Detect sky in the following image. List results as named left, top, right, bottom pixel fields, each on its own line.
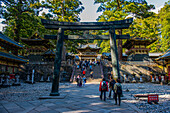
left=0, top=0, right=169, bottom=31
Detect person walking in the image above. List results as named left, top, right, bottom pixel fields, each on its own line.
left=114, top=79, right=122, bottom=106
left=82, top=76, right=87, bottom=87
left=76, top=75, right=80, bottom=86
left=78, top=75, right=82, bottom=87
left=99, top=78, right=109, bottom=101
left=108, top=76, right=116, bottom=99
left=90, top=71, right=94, bottom=79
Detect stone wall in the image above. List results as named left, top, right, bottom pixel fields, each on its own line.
left=19, top=62, right=73, bottom=82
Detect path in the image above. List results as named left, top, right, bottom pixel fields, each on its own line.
left=0, top=81, right=143, bottom=113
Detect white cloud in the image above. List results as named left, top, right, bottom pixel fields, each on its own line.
left=151, top=5, right=164, bottom=14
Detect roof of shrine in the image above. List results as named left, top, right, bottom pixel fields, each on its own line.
left=157, top=49, right=170, bottom=60
left=0, top=51, right=27, bottom=62
left=43, top=50, right=55, bottom=55
left=0, top=32, right=23, bottom=48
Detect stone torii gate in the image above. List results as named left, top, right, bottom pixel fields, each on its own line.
left=41, top=18, right=133, bottom=96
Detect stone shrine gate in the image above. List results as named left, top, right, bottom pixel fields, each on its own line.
left=41, top=18, right=133, bottom=96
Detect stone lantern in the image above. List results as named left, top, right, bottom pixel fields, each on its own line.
left=139, top=72, right=143, bottom=83
left=151, top=72, right=155, bottom=83
left=155, top=73, right=159, bottom=83
left=0, top=72, right=5, bottom=85
left=46, top=73, right=51, bottom=82
left=3, top=72, right=10, bottom=87
left=13, top=73, right=21, bottom=86
left=161, top=73, right=166, bottom=85
left=132, top=73, right=136, bottom=83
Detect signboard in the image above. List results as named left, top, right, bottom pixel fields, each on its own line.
left=148, top=94, right=159, bottom=103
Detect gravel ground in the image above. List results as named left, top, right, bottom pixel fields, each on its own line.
left=0, top=82, right=170, bottom=113
left=0, top=82, right=72, bottom=102
left=122, top=83, right=170, bottom=113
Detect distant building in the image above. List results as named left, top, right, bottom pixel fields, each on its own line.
left=156, top=49, right=170, bottom=79
left=77, top=43, right=101, bottom=61
left=21, top=32, right=54, bottom=64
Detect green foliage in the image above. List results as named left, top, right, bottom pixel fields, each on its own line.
left=0, top=0, right=43, bottom=42
left=43, top=0, right=84, bottom=22
left=128, top=14, right=160, bottom=39
left=158, top=1, right=170, bottom=52
left=94, top=0, right=155, bottom=53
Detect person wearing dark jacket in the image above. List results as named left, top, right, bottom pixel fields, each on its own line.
left=108, top=76, right=116, bottom=99
left=99, top=78, right=109, bottom=101
left=114, top=79, right=122, bottom=106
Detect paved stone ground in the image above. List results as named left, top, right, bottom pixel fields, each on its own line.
left=0, top=81, right=143, bottom=113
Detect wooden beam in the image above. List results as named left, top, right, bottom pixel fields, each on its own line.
left=41, top=18, right=133, bottom=30
left=116, top=35, right=130, bottom=39
left=44, top=35, right=57, bottom=40
left=44, top=34, right=131, bottom=40
left=44, top=24, right=131, bottom=30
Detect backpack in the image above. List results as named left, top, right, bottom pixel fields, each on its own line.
left=101, top=81, right=107, bottom=90
left=83, top=78, right=86, bottom=83
left=110, top=80, right=116, bottom=89
left=116, top=85, right=122, bottom=94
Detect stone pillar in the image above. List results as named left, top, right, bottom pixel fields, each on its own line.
left=109, top=29, right=120, bottom=79
left=151, top=74, right=155, bottom=82
left=40, top=75, right=44, bottom=82
left=47, top=75, right=51, bottom=82
left=31, top=69, right=35, bottom=84
left=50, top=28, right=64, bottom=96
left=123, top=74, right=126, bottom=83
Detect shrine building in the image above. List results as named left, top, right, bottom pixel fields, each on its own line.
left=76, top=44, right=101, bottom=61
left=122, top=38, right=156, bottom=61
left=157, top=49, right=170, bottom=81
left=21, top=32, right=54, bottom=64
left=0, top=32, right=27, bottom=74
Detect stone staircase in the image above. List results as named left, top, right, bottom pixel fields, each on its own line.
left=72, top=63, right=103, bottom=83
left=102, top=60, right=164, bottom=82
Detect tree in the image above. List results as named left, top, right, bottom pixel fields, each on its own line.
left=158, top=0, right=170, bottom=52
left=44, top=0, right=84, bottom=22
left=94, top=0, right=155, bottom=54
left=0, top=0, right=43, bottom=42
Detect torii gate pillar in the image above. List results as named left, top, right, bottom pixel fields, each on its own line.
left=109, top=29, right=120, bottom=79
left=50, top=28, right=64, bottom=96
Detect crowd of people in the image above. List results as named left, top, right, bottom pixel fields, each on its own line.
left=74, top=60, right=100, bottom=87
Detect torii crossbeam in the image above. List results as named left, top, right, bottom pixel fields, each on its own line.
left=41, top=18, right=133, bottom=96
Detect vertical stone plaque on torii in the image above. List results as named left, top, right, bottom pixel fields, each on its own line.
left=41, top=18, right=133, bottom=96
